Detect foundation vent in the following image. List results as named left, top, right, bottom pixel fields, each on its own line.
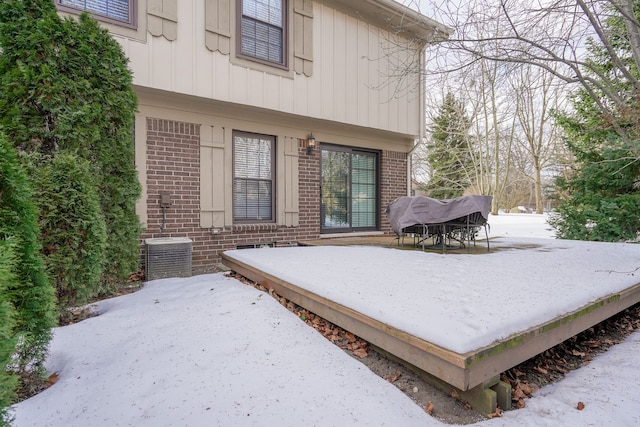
left=145, top=237, right=192, bottom=280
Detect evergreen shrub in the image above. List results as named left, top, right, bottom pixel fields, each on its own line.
left=0, top=135, right=56, bottom=400
left=34, top=153, right=107, bottom=320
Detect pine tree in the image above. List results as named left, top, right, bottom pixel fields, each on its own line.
left=425, top=93, right=475, bottom=199
left=0, top=0, right=142, bottom=289
left=550, top=2, right=640, bottom=241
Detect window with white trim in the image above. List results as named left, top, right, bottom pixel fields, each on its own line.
left=233, top=131, right=275, bottom=223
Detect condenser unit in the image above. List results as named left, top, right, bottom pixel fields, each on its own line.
left=145, top=237, right=192, bottom=280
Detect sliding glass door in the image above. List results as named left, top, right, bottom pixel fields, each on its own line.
left=320, top=145, right=379, bottom=233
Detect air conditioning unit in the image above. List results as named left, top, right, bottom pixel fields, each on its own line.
left=145, top=237, right=192, bottom=280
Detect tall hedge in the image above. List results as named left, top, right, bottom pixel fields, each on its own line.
left=0, top=241, right=18, bottom=426
left=0, top=134, right=56, bottom=402
left=0, top=0, right=141, bottom=289
left=34, top=153, right=107, bottom=321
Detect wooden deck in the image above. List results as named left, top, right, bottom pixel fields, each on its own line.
left=222, top=240, right=640, bottom=414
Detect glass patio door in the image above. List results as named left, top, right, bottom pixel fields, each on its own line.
left=320, top=146, right=378, bottom=233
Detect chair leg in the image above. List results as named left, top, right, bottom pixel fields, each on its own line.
left=484, top=224, right=490, bottom=251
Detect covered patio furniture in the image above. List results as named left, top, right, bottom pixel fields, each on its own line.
left=386, top=195, right=493, bottom=251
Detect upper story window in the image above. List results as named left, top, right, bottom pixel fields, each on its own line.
left=56, top=0, right=137, bottom=28
left=238, top=0, right=287, bottom=68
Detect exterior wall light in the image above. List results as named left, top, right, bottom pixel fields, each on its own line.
left=306, top=133, right=316, bottom=155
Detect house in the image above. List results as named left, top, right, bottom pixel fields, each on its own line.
left=54, top=0, right=450, bottom=273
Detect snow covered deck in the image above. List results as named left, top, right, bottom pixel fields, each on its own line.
left=221, top=238, right=640, bottom=411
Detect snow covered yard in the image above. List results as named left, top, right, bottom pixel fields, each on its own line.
left=9, top=214, right=640, bottom=426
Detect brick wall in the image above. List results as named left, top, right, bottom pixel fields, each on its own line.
left=141, top=120, right=320, bottom=273
left=298, top=139, right=321, bottom=239
left=380, top=150, right=408, bottom=234
left=141, top=118, right=207, bottom=270
left=144, top=118, right=201, bottom=239
left=141, top=118, right=408, bottom=273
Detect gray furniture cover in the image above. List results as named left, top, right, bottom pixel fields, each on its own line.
left=386, top=195, right=493, bottom=236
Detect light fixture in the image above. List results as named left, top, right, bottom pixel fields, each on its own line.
left=306, top=132, right=316, bottom=155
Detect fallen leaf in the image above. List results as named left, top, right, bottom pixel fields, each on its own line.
left=344, top=332, right=357, bottom=343
left=534, top=366, right=548, bottom=375
left=512, top=386, right=526, bottom=400
left=45, top=372, right=59, bottom=388
left=385, top=371, right=401, bottom=383
left=487, top=408, right=503, bottom=418
left=347, top=342, right=360, bottom=351
left=520, top=383, right=533, bottom=395
left=577, top=401, right=585, bottom=410
left=512, top=368, right=524, bottom=377
left=425, top=401, right=434, bottom=415
left=352, top=348, right=368, bottom=358
left=551, top=365, right=568, bottom=374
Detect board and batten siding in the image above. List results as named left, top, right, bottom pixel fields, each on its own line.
left=113, top=0, right=423, bottom=138
left=199, top=127, right=299, bottom=229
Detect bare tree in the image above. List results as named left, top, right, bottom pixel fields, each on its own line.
left=511, top=64, right=565, bottom=213
left=466, top=56, right=519, bottom=214
left=415, top=2, right=522, bottom=212
left=385, top=1, right=616, bottom=210
left=411, top=0, right=640, bottom=159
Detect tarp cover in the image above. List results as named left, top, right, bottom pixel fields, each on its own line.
left=386, top=195, right=493, bottom=235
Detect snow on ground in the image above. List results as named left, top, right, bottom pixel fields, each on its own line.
left=10, top=214, right=640, bottom=426
left=487, top=212, right=556, bottom=239
left=11, top=274, right=433, bottom=426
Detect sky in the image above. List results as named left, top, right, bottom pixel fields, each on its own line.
left=9, top=214, right=640, bottom=426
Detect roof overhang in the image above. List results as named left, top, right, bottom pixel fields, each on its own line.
left=323, top=0, right=453, bottom=45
